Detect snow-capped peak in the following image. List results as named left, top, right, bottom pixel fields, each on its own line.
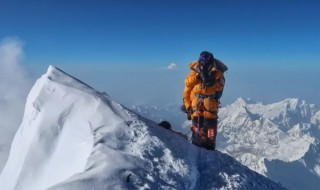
left=0, top=66, right=285, bottom=190
left=312, top=111, right=320, bottom=125
left=218, top=97, right=320, bottom=190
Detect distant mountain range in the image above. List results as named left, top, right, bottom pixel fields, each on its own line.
left=132, top=98, right=320, bottom=190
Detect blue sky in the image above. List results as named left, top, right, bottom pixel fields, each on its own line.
left=1, top=0, right=320, bottom=106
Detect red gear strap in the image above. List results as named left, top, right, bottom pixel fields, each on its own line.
left=207, top=128, right=215, bottom=140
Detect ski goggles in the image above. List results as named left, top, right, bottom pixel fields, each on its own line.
left=198, top=55, right=210, bottom=64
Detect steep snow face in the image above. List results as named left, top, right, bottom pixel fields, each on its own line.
left=0, top=66, right=96, bottom=190
left=0, top=66, right=285, bottom=190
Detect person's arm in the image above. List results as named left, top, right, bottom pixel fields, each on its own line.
left=213, top=72, right=225, bottom=99
left=183, top=71, right=199, bottom=109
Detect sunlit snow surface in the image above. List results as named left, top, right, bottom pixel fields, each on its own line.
left=218, top=98, right=316, bottom=173
left=0, top=66, right=285, bottom=190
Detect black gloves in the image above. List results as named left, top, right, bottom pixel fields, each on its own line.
left=180, top=105, right=192, bottom=120
left=180, top=105, right=189, bottom=113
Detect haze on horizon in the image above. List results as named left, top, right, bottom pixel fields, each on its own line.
left=0, top=1, right=320, bottom=161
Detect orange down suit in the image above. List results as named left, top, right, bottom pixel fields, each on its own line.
left=183, top=61, right=225, bottom=119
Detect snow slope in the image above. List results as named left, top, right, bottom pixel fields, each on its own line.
left=0, top=66, right=285, bottom=190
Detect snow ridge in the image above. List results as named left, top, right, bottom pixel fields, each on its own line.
left=0, top=66, right=285, bottom=190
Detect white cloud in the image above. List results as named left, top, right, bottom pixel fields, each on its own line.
left=167, top=63, right=178, bottom=70
left=0, top=38, right=30, bottom=97
left=0, top=37, right=32, bottom=171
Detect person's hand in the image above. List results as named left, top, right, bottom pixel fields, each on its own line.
left=187, top=112, right=192, bottom=120
left=180, top=105, right=188, bottom=113
left=180, top=105, right=192, bottom=113
left=181, top=105, right=192, bottom=120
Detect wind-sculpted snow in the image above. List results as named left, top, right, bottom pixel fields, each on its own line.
left=0, top=66, right=285, bottom=190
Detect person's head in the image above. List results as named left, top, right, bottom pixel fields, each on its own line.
left=198, top=51, right=214, bottom=72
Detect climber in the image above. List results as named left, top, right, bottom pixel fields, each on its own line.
left=181, top=51, right=228, bottom=150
